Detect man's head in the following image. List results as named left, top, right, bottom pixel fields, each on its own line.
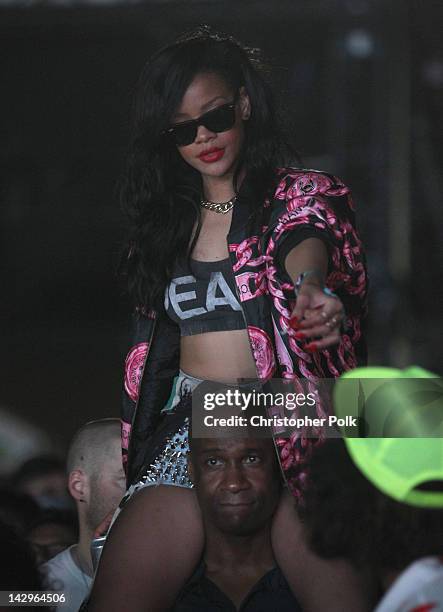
left=67, top=419, right=125, bottom=535
left=26, top=510, right=78, bottom=565
left=188, top=435, right=281, bottom=537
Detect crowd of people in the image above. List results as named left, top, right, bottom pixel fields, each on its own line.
left=0, top=420, right=126, bottom=611
left=1, top=25, right=442, bottom=612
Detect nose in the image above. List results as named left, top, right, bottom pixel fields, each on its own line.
left=194, top=123, right=216, bottom=144
left=221, top=464, right=250, bottom=494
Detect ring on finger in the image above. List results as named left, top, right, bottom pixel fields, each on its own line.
left=325, top=315, right=339, bottom=328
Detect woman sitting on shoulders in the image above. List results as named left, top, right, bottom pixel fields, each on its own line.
left=88, top=26, right=369, bottom=612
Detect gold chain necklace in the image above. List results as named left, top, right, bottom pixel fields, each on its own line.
left=200, top=195, right=237, bottom=214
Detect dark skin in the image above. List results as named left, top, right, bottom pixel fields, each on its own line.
left=188, top=436, right=282, bottom=609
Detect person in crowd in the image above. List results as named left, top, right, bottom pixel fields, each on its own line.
left=89, top=25, right=369, bottom=611
left=26, top=509, right=78, bottom=565
left=0, top=488, right=41, bottom=536
left=41, top=419, right=126, bottom=612
left=13, top=454, right=72, bottom=510
left=172, top=431, right=302, bottom=611
left=299, top=366, right=443, bottom=611
left=0, top=519, right=46, bottom=611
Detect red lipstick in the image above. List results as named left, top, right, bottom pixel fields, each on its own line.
left=198, top=148, right=225, bottom=163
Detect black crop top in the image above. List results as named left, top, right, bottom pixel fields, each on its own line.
left=164, top=258, right=246, bottom=336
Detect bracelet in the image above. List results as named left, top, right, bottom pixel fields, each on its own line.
left=294, top=270, right=324, bottom=297
left=322, top=287, right=338, bottom=299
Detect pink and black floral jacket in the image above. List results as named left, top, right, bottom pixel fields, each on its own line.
left=121, top=168, right=368, bottom=490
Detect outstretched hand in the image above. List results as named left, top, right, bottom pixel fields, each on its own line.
left=289, top=283, right=345, bottom=351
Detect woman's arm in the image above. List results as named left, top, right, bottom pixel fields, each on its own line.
left=284, top=238, right=345, bottom=351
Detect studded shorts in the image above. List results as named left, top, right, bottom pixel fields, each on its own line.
left=91, top=372, right=200, bottom=570
left=110, top=371, right=200, bottom=527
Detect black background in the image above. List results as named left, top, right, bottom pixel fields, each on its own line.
left=1, top=0, right=442, bottom=455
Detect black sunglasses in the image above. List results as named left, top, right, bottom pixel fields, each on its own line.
left=164, top=100, right=237, bottom=147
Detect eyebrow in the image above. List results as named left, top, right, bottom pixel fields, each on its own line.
left=199, top=447, right=225, bottom=455
left=198, top=447, right=264, bottom=456
left=173, top=96, right=229, bottom=120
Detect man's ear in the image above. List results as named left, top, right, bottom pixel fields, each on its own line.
left=68, top=469, right=88, bottom=503
left=238, top=86, right=251, bottom=121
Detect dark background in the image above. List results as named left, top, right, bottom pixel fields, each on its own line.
left=1, top=0, right=442, bottom=460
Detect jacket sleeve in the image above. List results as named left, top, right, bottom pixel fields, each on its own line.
left=262, top=170, right=369, bottom=497
left=121, top=311, right=155, bottom=476
left=121, top=309, right=180, bottom=485
left=264, top=169, right=368, bottom=375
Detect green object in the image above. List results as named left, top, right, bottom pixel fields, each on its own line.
left=333, top=366, right=443, bottom=508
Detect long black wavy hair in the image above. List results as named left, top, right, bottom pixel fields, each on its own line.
left=299, top=440, right=443, bottom=574
left=121, top=26, right=297, bottom=310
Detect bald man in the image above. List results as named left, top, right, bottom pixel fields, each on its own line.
left=42, top=419, right=126, bottom=612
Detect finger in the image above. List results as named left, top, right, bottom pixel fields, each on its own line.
left=299, top=312, right=342, bottom=330
left=93, top=511, right=114, bottom=538
left=324, top=314, right=341, bottom=329
left=319, top=299, right=344, bottom=319
left=290, top=294, right=311, bottom=327
left=303, top=330, right=341, bottom=352
left=298, top=314, right=328, bottom=329
left=302, top=305, right=323, bottom=319
left=299, top=305, right=344, bottom=329
left=295, top=322, right=340, bottom=340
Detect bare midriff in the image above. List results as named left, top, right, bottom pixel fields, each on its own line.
left=181, top=203, right=258, bottom=383
left=180, top=330, right=258, bottom=383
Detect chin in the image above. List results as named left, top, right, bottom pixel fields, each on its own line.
left=214, top=506, right=261, bottom=533
left=219, top=520, right=261, bottom=537
left=199, top=159, right=237, bottom=180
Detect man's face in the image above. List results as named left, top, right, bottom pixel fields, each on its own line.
left=189, top=437, right=281, bottom=536
left=28, top=522, right=77, bottom=565
left=85, top=439, right=126, bottom=532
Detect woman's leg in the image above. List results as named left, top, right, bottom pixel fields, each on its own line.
left=271, top=490, right=374, bottom=612
left=88, top=485, right=204, bottom=612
